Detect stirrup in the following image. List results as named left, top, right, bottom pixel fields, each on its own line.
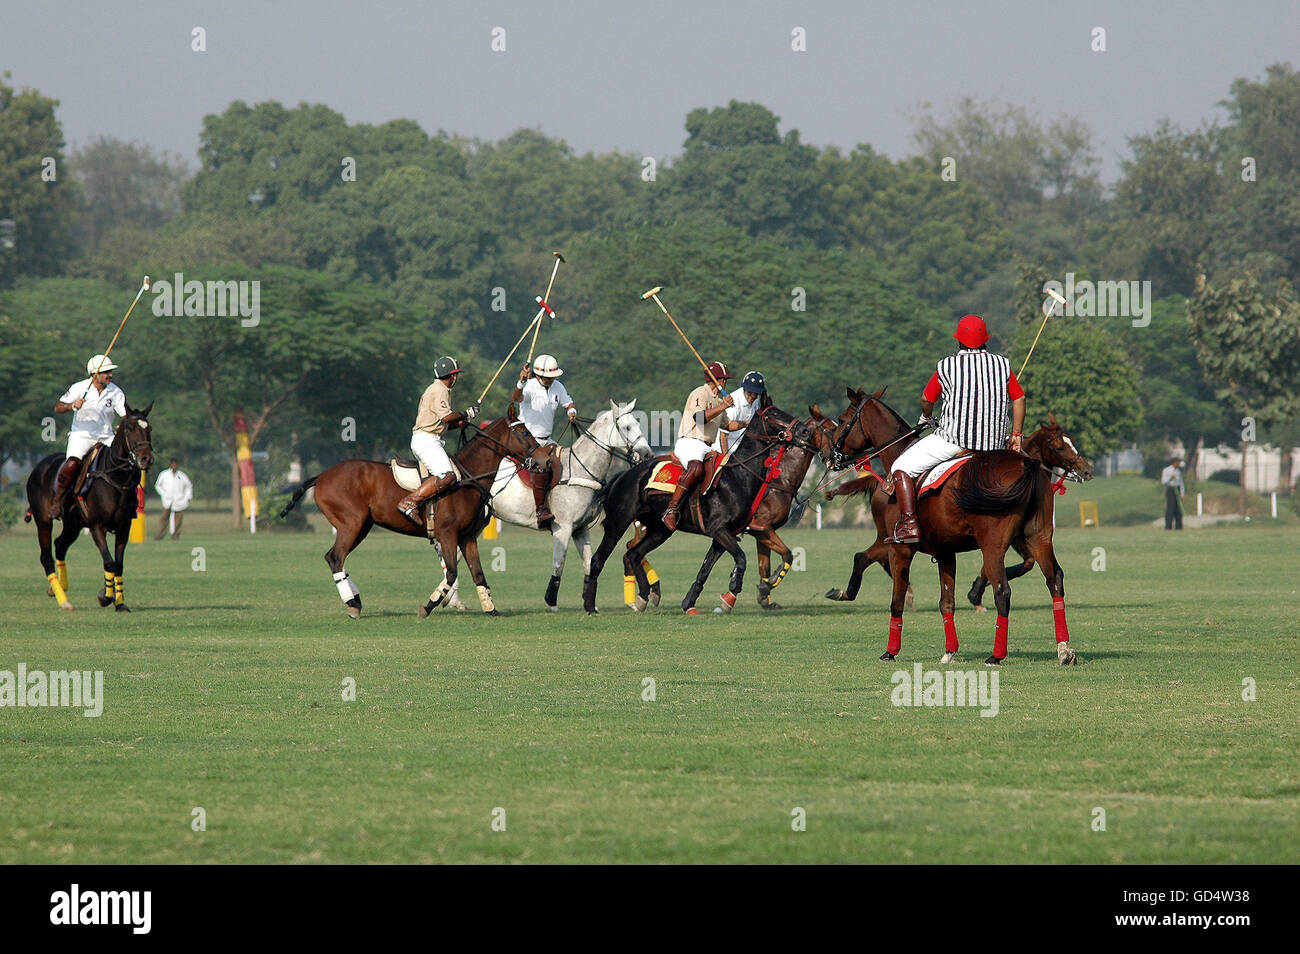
left=886, top=520, right=919, bottom=544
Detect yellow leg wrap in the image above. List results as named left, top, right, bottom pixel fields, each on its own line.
left=47, top=573, right=70, bottom=606
left=57, top=560, right=69, bottom=591
left=772, top=563, right=790, bottom=590
left=623, top=575, right=635, bottom=605
left=644, top=563, right=659, bottom=585
left=104, top=570, right=115, bottom=598
left=113, top=573, right=124, bottom=605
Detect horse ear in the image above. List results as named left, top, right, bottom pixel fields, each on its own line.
left=625, top=398, right=636, bottom=412
left=141, top=401, right=154, bottom=418
left=610, top=398, right=619, bottom=414
left=809, top=403, right=823, bottom=420
left=1048, top=412, right=1059, bottom=427
left=507, top=403, right=518, bottom=421
left=872, top=386, right=887, bottom=400
left=845, top=387, right=857, bottom=401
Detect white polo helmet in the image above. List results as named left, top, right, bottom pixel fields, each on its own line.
left=532, top=354, right=563, bottom=377
left=87, top=354, right=119, bottom=375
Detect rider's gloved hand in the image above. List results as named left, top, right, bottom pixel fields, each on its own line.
left=464, top=402, right=480, bottom=421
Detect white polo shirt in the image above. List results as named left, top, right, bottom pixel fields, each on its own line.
left=60, top=379, right=126, bottom=441
left=155, top=468, right=194, bottom=511
left=518, top=378, right=573, bottom=441
left=712, top=395, right=759, bottom=454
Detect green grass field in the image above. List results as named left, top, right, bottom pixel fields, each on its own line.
left=1, top=504, right=1297, bottom=864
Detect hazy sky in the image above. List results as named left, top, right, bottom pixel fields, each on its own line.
left=3, top=1, right=1296, bottom=180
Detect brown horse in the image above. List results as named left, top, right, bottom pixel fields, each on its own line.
left=823, top=411, right=1093, bottom=619
left=24, top=404, right=155, bottom=611
left=278, top=407, right=541, bottom=618
left=820, top=388, right=1088, bottom=665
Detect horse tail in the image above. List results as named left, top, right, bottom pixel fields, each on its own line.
left=955, top=453, right=1039, bottom=515
left=279, top=475, right=320, bottom=518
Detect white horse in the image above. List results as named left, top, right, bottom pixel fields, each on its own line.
left=442, top=400, right=651, bottom=610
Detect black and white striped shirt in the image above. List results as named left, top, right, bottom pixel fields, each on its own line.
left=935, top=349, right=1015, bottom=451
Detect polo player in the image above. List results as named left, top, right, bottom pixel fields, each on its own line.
left=663, top=360, right=732, bottom=531
left=511, top=353, right=577, bottom=528
left=887, top=314, right=1026, bottom=543
left=398, top=355, right=479, bottom=523
left=50, top=354, right=128, bottom=519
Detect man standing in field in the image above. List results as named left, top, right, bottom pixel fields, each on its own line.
left=1161, top=457, right=1185, bottom=530
left=155, top=459, right=193, bottom=539
left=886, top=315, right=1026, bottom=544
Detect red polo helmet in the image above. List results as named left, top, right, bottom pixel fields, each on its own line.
left=704, top=361, right=732, bottom=382
left=953, top=314, right=990, bottom=348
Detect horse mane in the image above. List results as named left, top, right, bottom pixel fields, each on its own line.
left=956, top=453, right=1040, bottom=515
left=872, top=396, right=911, bottom=436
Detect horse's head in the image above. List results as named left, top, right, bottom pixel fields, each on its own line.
left=1033, top=413, right=1094, bottom=481
left=610, top=399, right=652, bottom=464
left=116, top=402, right=155, bottom=472
left=750, top=405, right=816, bottom=453
left=498, top=403, right=542, bottom=468
left=825, top=386, right=903, bottom=470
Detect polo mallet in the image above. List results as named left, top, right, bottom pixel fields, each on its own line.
left=81, top=275, right=150, bottom=401
left=478, top=286, right=563, bottom=403
left=1018, top=287, right=1068, bottom=379
left=641, top=286, right=724, bottom=392
left=526, top=251, right=565, bottom=365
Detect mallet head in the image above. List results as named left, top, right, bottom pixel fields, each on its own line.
left=1044, top=287, right=1067, bottom=313
left=641, top=286, right=663, bottom=300
left=552, top=251, right=566, bottom=263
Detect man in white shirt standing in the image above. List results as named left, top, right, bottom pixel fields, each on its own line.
left=49, top=354, right=128, bottom=519
left=713, top=371, right=766, bottom=457
left=155, top=459, right=194, bottom=539
left=1161, top=457, right=1185, bottom=530
left=512, top=353, right=577, bottom=528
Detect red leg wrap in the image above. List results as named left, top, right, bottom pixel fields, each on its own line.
left=993, top=614, right=1009, bottom=660
left=942, top=611, right=958, bottom=653
left=1052, top=596, right=1069, bottom=643
left=888, top=615, right=903, bottom=655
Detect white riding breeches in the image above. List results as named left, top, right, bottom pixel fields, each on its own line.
left=67, top=433, right=107, bottom=460
left=674, top=436, right=711, bottom=466
left=891, top=432, right=965, bottom=478
left=411, top=431, right=454, bottom=478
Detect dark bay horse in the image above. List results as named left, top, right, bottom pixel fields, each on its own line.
left=278, top=407, right=541, bottom=618
left=822, top=388, right=1087, bottom=665
left=582, top=406, right=817, bottom=615
left=25, top=404, right=155, bottom=611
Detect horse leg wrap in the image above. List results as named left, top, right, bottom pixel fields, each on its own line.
left=113, top=575, right=124, bottom=606
left=942, top=611, right=958, bottom=654
left=623, top=576, right=635, bottom=606
left=476, top=584, right=495, bottom=613
left=333, top=571, right=359, bottom=602
left=47, top=573, right=70, bottom=607
left=993, top=615, right=1009, bottom=660
left=773, top=562, right=790, bottom=589
left=56, top=560, right=69, bottom=592
left=644, top=563, right=659, bottom=585
left=719, top=591, right=736, bottom=612
left=103, top=570, right=115, bottom=600
left=1052, top=597, right=1069, bottom=643
left=888, top=615, right=903, bottom=656
left=428, top=578, right=451, bottom=609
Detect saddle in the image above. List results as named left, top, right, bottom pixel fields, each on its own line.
left=917, top=454, right=974, bottom=500
left=389, top=456, right=464, bottom=491
left=644, top=451, right=729, bottom=495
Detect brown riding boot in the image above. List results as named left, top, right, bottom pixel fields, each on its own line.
left=886, top=470, right=920, bottom=544
left=398, top=473, right=455, bottom=524
left=533, top=453, right=560, bottom=528
left=49, top=457, right=81, bottom=520
left=663, top=460, right=703, bottom=531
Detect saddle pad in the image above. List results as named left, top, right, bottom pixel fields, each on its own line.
left=919, top=454, right=973, bottom=499
left=646, top=458, right=684, bottom=494
left=390, top=457, right=463, bottom=491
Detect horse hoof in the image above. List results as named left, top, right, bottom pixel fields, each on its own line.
left=648, top=589, right=661, bottom=608
left=718, top=592, right=736, bottom=613
left=879, top=652, right=896, bottom=661
left=633, top=596, right=647, bottom=613
left=418, top=601, right=434, bottom=619
left=115, top=604, right=130, bottom=613
left=345, top=605, right=361, bottom=619
left=984, top=656, right=1002, bottom=667
left=904, top=593, right=915, bottom=610
left=59, top=601, right=74, bottom=611
left=972, top=604, right=987, bottom=614
left=485, top=609, right=501, bottom=617
left=684, top=607, right=700, bottom=616
left=47, top=586, right=55, bottom=598
left=547, top=605, right=558, bottom=613
left=1058, top=646, right=1077, bottom=665
left=940, top=651, right=958, bottom=664
left=98, top=595, right=113, bottom=608
left=824, top=589, right=843, bottom=601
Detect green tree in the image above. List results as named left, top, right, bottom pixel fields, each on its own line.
left=68, top=137, right=189, bottom=254
left=0, top=74, right=79, bottom=287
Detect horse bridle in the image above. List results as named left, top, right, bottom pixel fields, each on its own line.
left=567, top=412, right=644, bottom=485
left=91, top=420, right=152, bottom=492
left=829, top=395, right=928, bottom=472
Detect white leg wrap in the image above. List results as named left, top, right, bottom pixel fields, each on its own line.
left=476, top=584, right=495, bottom=613
left=333, top=571, right=358, bottom=601
left=429, top=578, right=451, bottom=607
